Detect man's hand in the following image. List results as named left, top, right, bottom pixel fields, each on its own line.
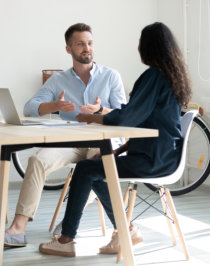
left=38, top=90, right=76, bottom=116
left=55, top=90, right=76, bottom=112
left=79, top=96, right=101, bottom=114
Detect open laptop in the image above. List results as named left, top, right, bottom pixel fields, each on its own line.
left=0, top=88, right=45, bottom=125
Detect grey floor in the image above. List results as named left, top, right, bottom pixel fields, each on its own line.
left=3, top=182, right=210, bottom=266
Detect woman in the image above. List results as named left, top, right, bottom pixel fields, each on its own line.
left=39, top=22, right=191, bottom=257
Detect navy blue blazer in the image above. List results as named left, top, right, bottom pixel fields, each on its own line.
left=103, top=67, right=183, bottom=178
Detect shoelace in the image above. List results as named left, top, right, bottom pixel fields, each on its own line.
left=45, top=239, right=60, bottom=247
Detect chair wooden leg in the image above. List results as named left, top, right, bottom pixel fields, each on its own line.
left=126, top=184, right=137, bottom=225
left=49, top=171, right=72, bottom=232
left=117, top=184, right=137, bottom=263
left=164, top=189, right=189, bottom=260
left=159, top=187, right=176, bottom=246
left=97, top=199, right=106, bottom=236
left=123, top=183, right=133, bottom=207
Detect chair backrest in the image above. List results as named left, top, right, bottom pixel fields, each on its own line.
left=175, top=109, right=198, bottom=179
left=181, top=110, right=198, bottom=138
left=153, top=109, right=198, bottom=184
left=120, top=109, right=199, bottom=185
left=162, top=109, right=198, bottom=184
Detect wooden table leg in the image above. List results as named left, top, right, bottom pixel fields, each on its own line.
left=102, top=154, right=135, bottom=266
left=0, top=160, right=11, bottom=266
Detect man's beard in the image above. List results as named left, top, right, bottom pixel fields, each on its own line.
left=72, top=51, right=93, bottom=64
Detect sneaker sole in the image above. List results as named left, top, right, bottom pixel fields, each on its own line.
left=4, top=242, right=27, bottom=247
left=39, top=245, right=75, bottom=257
left=99, top=248, right=119, bottom=254
left=99, top=237, right=143, bottom=254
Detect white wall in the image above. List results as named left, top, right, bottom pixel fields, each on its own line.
left=186, top=0, right=210, bottom=103
left=0, top=0, right=157, bottom=114
left=157, top=0, right=185, bottom=51
left=157, top=0, right=210, bottom=105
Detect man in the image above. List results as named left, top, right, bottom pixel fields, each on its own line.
left=4, top=23, right=126, bottom=247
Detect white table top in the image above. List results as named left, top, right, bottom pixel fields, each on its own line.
left=0, top=123, right=158, bottom=145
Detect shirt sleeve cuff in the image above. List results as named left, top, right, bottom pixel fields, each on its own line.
left=23, top=101, right=41, bottom=117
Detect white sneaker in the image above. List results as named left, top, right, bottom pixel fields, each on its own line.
left=99, top=225, right=143, bottom=254
left=39, top=239, right=76, bottom=257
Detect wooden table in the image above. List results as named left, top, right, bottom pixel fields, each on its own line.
left=0, top=123, right=158, bottom=266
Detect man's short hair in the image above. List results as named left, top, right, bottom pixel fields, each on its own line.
left=65, top=23, right=92, bottom=45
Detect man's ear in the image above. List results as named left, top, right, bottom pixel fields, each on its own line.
left=66, top=45, right=72, bottom=55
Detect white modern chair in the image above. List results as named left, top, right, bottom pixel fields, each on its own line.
left=116, top=109, right=198, bottom=262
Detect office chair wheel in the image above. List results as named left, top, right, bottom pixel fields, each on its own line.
left=12, top=149, right=67, bottom=190
left=145, top=115, right=210, bottom=196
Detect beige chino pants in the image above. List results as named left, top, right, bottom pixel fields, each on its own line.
left=15, top=147, right=99, bottom=220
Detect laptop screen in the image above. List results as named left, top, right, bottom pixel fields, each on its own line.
left=0, top=88, right=22, bottom=125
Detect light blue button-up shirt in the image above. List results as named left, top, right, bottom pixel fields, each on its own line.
left=24, top=63, right=126, bottom=121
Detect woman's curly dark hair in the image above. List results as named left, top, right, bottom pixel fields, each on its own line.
left=139, top=22, right=192, bottom=107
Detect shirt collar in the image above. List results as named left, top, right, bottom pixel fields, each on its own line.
left=71, top=62, right=96, bottom=78
left=90, top=62, right=96, bottom=76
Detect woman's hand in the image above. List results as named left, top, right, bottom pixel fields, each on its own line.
left=76, top=113, right=93, bottom=124
left=91, top=153, right=101, bottom=159
left=76, top=113, right=104, bottom=124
